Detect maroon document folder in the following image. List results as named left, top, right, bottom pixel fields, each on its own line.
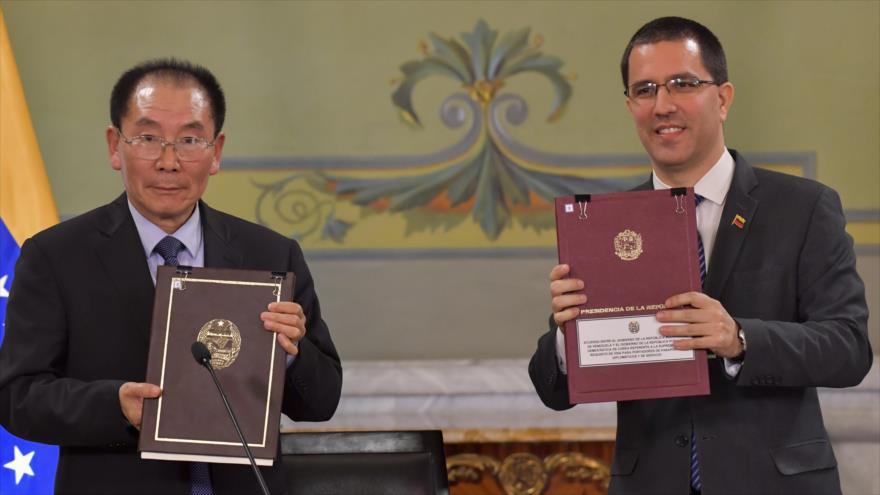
left=139, top=266, right=293, bottom=465
left=555, top=188, right=709, bottom=404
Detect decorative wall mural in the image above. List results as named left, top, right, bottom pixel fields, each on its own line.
left=221, top=20, right=813, bottom=252
left=326, top=19, right=628, bottom=240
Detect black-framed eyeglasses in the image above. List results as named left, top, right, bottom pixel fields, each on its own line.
left=625, top=77, right=719, bottom=103
left=116, top=128, right=216, bottom=161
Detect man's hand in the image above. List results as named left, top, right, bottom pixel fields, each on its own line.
left=261, top=301, right=306, bottom=357
left=550, top=264, right=587, bottom=330
left=119, top=382, right=161, bottom=430
left=657, top=291, right=743, bottom=358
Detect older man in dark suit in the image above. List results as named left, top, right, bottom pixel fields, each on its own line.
left=0, top=59, right=342, bottom=494
left=529, top=17, right=872, bottom=495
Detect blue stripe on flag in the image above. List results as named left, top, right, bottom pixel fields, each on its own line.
left=0, top=219, right=58, bottom=494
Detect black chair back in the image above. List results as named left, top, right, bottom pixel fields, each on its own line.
left=280, top=430, right=449, bottom=495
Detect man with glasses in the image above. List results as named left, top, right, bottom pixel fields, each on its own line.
left=529, top=17, right=871, bottom=494
left=0, top=59, right=342, bottom=494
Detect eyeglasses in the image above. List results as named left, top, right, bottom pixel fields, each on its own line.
left=625, top=77, right=719, bottom=103
left=116, top=129, right=216, bottom=161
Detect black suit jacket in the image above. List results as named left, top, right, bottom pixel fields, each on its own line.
left=0, top=194, right=343, bottom=495
left=529, top=151, right=872, bottom=494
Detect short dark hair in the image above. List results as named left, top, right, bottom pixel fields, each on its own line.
left=109, top=58, right=226, bottom=137
left=620, top=17, right=728, bottom=90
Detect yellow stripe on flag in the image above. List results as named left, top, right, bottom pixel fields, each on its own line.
left=0, top=8, right=59, bottom=245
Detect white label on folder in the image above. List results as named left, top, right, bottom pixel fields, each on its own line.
left=577, top=315, right=694, bottom=367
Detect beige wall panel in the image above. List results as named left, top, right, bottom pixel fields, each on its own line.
left=308, top=253, right=879, bottom=360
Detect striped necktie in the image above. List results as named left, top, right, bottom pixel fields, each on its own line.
left=695, top=194, right=707, bottom=285
left=152, top=236, right=213, bottom=495
left=691, top=194, right=705, bottom=493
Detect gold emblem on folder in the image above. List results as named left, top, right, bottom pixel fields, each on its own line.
left=614, top=229, right=643, bottom=261
left=197, top=319, right=242, bottom=370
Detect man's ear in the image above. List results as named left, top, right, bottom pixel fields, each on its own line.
left=209, top=132, right=225, bottom=175
left=718, top=82, right=734, bottom=122
left=625, top=96, right=636, bottom=118
left=106, top=126, right=122, bottom=171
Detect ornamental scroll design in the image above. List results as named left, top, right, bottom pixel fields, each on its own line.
left=249, top=19, right=648, bottom=243
left=252, top=173, right=352, bottom=242
left=544, top=452, right=612, bottom=488
left=447, top=451, right=611, bottom=495
left=447, top=453, right=501, bottom=484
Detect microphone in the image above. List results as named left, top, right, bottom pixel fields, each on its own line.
left=191, top=341, right=212, bottom=365
left=191, top=341, right=271, bottom=495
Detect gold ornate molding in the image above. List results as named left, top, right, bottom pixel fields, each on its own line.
left=447, top=453, right=500, bottom=484
left=499, top=453, right=547, bottom=495
left=545, top=452, right=611, bottom=488
left=447, top=451, right=610, bottom=495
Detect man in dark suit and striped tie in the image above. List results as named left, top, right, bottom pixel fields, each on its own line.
left=529, top=16, right=872, bottom=495
left=0, top=59, right=342, bottom=494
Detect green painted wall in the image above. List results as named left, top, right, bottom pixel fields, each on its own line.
left=4, top=0, right=879, bottom=359
left=3, top=0, right=878, bottom=218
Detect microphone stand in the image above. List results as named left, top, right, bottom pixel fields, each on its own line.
left=194, top=344, right=271, bottom=495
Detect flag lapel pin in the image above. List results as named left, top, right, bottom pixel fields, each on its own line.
left=731, top=214, right=746, bottom=229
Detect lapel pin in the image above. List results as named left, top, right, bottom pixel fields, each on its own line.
left=731, top=214, right=746, bottom=229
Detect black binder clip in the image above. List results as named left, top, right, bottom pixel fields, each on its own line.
left=174, top=266, right=192, bottom=290
left=271, top=271, right=286, bottom=297
left=670, top=188, right=687, bottom=214
left=574, top=194, right=591, bottom=220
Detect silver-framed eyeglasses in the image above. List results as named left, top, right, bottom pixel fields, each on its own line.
left=625, top=77, right=719, bottom=103
left=116, top=128, right=216, bottom=161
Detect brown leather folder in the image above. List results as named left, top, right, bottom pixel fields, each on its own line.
left=139, top=266, right=294, bottom=465
left=555, top=188, right=709, bottom=404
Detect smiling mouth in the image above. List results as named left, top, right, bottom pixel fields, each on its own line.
left=656, top=126, right=685, bottom=135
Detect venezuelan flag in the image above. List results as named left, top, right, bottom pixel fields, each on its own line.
left=1, top=8, right=60, bottom=494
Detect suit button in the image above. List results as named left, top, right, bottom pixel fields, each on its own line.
left=674, top=435, right=688, bottom=447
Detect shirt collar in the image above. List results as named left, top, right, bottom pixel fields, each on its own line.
left=127, top=200, right=202, bottom=259
left=652, top=148, right=735, bottom=206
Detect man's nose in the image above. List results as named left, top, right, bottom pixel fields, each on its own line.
left=653, top=85, right=677, bottom=115
left=156, top=142, right=180, bottom=171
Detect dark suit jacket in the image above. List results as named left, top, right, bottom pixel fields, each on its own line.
left=529, top=151, right=872, bottom=494
left=0, top=194, right=343, bottom=495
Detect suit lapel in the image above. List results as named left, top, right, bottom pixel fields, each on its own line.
left=92, top=198, right=244, bottom=346
left=704, top=151, right=759, bottom=298
left=633, top=176, right=653, bottom=192
left=200, top=201, right=244, bottom=269
left=94, top=194, right=156, bottom=339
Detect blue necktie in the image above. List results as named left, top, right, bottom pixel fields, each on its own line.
left=695, top=195, right=707, bottom=285
left=691, top=194, right=705, bottom=493
left=152, top=236, right=213, bottom=495
left=189, top=463, right=213, bottom=495
left=153, top=236, right=185, bottom=268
